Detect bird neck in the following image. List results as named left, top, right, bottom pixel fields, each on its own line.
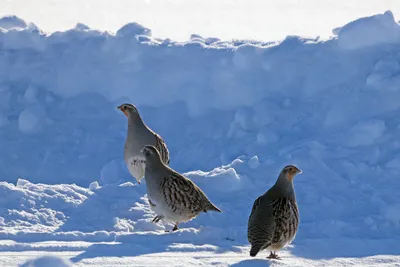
left=144, top=157, right=165, bottom=176
left=127, top=113, right=147, bottom=135
left=271, top=173, right=295, bottom=199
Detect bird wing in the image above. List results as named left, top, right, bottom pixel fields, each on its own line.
left=162, top=172, right=206, bottom=214
left=154, top=134, right=170, bottom=165
left=247, top=195, right=276, bottom=252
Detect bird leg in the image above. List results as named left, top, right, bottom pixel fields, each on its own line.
left=267, top=251, right=280, bottom=260
left=172, top=223, right=179, bottom=232
left=165, top=223, right=179, bottom=233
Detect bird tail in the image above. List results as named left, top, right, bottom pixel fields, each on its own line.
left=205, top=202, right=222, bottom=213
left=249, top=245, right=261, bottom=257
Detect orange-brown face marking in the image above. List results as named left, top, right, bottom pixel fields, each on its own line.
left=284, top=165, right=302, bottom=182
left=287, top=172, right=295, bottom=182
left=118, top=105, right=129, bottom=117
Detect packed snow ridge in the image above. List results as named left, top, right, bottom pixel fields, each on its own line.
left=0, top=10, right=399, bottom=266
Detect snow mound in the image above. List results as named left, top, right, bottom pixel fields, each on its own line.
left=0, top=16, right=27, bottom=30
left=335, top=11, right=400, bottom=49
left=116, top=22, right=151, bottom=37
left=20, top=255, right=72, bottom=267
left=0, top=179, right=92, bottom=232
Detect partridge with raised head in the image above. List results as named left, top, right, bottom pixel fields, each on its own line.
left=118, top=103, right=170, bottom=184
left=247, top=165, right=302, bottom=259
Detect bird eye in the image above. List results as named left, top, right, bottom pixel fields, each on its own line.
left=289, top=168, right=292, bottom=172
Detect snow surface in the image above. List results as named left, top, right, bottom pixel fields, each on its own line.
left=20, top=255, right=72, bottom=267
left=0, top=10, right=400, bottom=266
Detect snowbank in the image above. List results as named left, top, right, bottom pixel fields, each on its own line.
left=0, top=11, right=400, bottom=187
left=334, top=11, right=400, bottom=49
left=0, top=11, right=400, bottom=262
left=0, top=16, right=27, bottom=30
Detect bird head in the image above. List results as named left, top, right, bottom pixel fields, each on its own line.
left=282, top=165, right=302, bottom=182
left=141, top=145, right=161, bottom=161
left=117, top=103, right=139, bottom=118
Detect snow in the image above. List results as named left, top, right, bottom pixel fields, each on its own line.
left=0, top=10, right=400, bottom=267
left=335, top=11, right=400, bottom=49
left=116, top=22, right=151, bottom=37
left=20, top=255, right=72, bottom=267
left=0, top=16, right=27, bottom=30
left=18, top=107, right=46, bottom=134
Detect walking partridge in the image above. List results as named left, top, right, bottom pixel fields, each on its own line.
left=141, top=145, right=222, bottom=231
left=247, top=165, right=302, bottom=259
left=117, top=103, right=170, bottom=184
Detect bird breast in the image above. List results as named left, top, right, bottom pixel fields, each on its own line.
left=126, top=156, right=146, bottom=180
left=271, top=197, right=299, bottom=247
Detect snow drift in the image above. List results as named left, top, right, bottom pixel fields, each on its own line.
left=0, top=10, right=400, bottom=266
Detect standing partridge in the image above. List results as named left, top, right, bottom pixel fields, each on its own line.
left=117, top=103, right=170, bottom=184
left=141, top=145, right=222, bottom=231
left=247, top=165, right=302, bottom=259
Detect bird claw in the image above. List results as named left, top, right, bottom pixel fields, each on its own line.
left=267, top=252, right=280, bottom=260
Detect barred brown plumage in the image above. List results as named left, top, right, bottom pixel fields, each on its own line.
left=142, top=145, right=221, bottom=232
left=155, top=134, right=170, bottom=165
left=247, top=165, right=302, bottom=259
left=117, top=103, right=170, bottom=184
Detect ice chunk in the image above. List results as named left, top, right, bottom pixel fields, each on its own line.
left=89, top=181, right=100, bottom=191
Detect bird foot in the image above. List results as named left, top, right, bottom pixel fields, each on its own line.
left=165, top=224, right=179, bottom=232
left=267, top=252, right=280, bottom=260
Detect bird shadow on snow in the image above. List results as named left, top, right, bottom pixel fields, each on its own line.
left=70, top=229, right=243, bottom=264
left=289, top=238, right=400, bottom=260
left=229, top=259, right=271, bottom=267
left=57, top=183, right=147, bottom=233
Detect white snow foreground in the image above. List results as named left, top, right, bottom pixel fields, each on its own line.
left=1, top=157, right=400, bottom=266
left=0, top=10, right=399, bottom=267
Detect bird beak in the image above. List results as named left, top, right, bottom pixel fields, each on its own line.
left=297, top=168, right=302, bottom=174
